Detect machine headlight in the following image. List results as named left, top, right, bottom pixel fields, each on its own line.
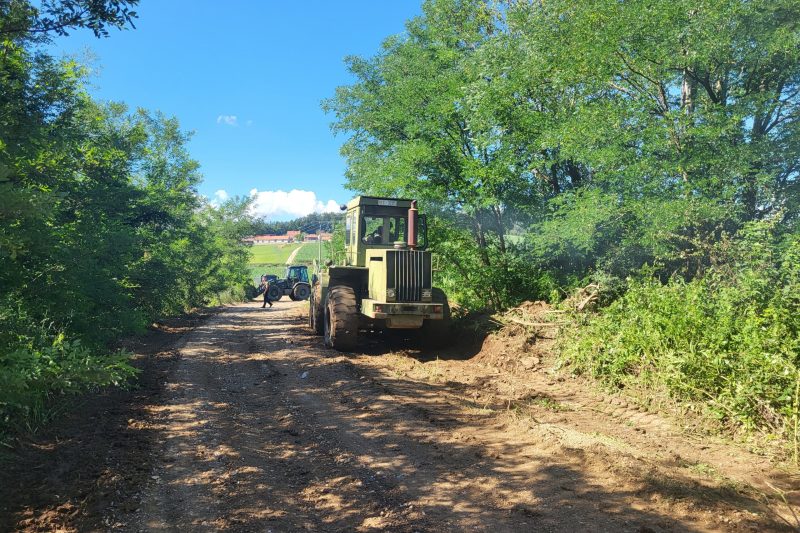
left=422, top=288, right=432, bottom=301
left=386, top=288, right=396, bottom=301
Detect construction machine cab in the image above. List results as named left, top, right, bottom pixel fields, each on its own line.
left=343, top=197, right=428, bottom=267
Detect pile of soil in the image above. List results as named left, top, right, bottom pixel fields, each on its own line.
left=472, top=301, right=562, bottom=371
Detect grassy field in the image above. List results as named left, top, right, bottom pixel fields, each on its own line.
left=248, top=243, right=304, bottom=264
left=293, top=242, right=329, bottom=263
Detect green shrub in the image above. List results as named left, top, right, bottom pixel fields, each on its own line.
left=561, top=221, right=800, bottom=439
left=0, top=335, right=138, bottom=435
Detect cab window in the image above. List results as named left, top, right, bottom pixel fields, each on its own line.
left=345, top=213, right=352, bottom=247
left=362, top=215, right=408, bottom=245
left=360, top=214, right=427, bottom=248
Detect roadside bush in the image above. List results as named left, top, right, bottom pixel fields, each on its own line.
left=561, top=220, right=800, bottom=441
left=0, top=334, right=138, bottom=434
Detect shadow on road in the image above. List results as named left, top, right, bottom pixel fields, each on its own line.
left=1, top=302, right=789, bottom=532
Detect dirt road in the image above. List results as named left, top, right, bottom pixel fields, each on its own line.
left=285, top=244, right=304, bottom=265
left=2, top=300, right=797, bottom=532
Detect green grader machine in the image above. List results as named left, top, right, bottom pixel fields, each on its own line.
left=308, top=196, right=451, bottom=351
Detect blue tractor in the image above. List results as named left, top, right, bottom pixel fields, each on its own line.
left=265, top=265, right=311, bottom=301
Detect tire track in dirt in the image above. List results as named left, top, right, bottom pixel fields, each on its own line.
left=127, top=303, right=441, bottom=532
left=457, top=360, right=790, bottom=504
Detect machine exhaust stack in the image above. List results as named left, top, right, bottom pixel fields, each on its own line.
left=408, top=200, right=418, bottom=249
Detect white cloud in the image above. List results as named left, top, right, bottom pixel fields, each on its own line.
left=216, top=114, right=238, bottom=126
left=208, top=189, right=230, bottom=208
left=248, top=189, right=341, bottom=219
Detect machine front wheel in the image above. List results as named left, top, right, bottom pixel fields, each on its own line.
left=419, top=287, right=452, bottom=348
left=267, top=284, right=283, bottom=302
left=324, top=285, right=358, bottom=351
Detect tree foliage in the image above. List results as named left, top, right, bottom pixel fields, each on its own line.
left=0, top=1, right=253, bottom=434
left=327, top=0, right=800, bottom=305
left=0, top=0, right=138, bottom=40
left=251, top=211, right=341, bottom=237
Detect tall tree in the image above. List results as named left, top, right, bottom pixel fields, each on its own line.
left=326, top=0, right=531, bottom=309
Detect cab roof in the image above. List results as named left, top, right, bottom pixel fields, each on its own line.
left=345, top=196, right=414, bottom=210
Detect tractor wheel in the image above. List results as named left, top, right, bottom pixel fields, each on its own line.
left=324, top=285, right=358, bottom=351
left=309, top=283, right=324, bottom=335
left=292, top=282, right=311, bottom=301
left=267, top=284, right=282, bottom=302
left=420, top=287, right=452, bottom=348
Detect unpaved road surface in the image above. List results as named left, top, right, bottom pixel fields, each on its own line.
left=2, top=300, right=798, bottom=532
left=285, top=244, right=305, bottom=265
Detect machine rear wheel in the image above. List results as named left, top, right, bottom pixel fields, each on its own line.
left=324, top=285, right=358, bottom=351
left=309, top=283, right=324, bottom=335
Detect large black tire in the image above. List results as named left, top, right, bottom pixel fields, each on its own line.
left=324, top=285, right=358, bottom=351
left=267, top=284, right=282, bottom=302
left=420, top=287, right=452, bottom=348
left=309, top=283, right=324, bottom=335
left=292, top=282, right=311, bottom=301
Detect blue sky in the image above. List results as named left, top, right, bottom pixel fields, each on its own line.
left=50, top=1, right=422, bottom=220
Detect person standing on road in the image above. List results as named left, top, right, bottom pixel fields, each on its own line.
left=260, top=275, right=273, bottom=308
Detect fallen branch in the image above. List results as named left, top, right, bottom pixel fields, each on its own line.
left=502, top=315, right=569, bottom=328
left=575, top=283, right=600, bottom=312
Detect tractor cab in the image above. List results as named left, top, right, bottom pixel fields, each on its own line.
left=285, top=265, right=309, bottom=284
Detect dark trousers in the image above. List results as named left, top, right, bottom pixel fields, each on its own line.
left=262, top=291, right=272, bottom=307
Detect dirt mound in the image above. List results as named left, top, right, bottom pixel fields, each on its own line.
left=514, top=300, right=553, bottom=316
left=472, top=301, right=563, bottom=371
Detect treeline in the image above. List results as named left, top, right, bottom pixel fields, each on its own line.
left=327, top=0, right=800, bottom=443
left=0, top=1, right=253, bottom=434
left=251, top=211, right=341, bottom=236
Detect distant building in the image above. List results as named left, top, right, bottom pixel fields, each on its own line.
left=303, top=232, right=333, bottom=242
left=244, top=234, right=292, bottom=245
left=245, top=230, right=333, bottom=245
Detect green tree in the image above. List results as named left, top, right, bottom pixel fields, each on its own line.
left=326, top=0, right=534, bottom=309
left=0, top=1, right=255, bottom=435
left=329, top=0, right=800, bottom=305
left=505, top=0, right=800, bottom=277
left=0, top=0, right=138, bottom=40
